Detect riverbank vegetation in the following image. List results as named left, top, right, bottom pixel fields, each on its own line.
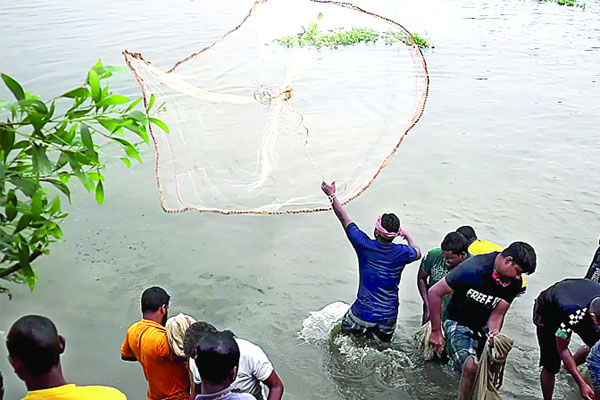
left=0, top=60, right=166, bottom=295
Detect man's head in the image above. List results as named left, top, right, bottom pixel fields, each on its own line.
left=183, top=321, right=218, bottom=358
left=590, top=297, right=600, bottom=326
left=374, top=213, right=400, bottom=243
left=494, top=241, right=537, bottom=280
left=441, top=232, right=469, bottom=268
left=456, top=226, right=477, bottom=245
left=141, top=286, right=170, bottom=325
left=194, top=330, right=240, bottom=387
left=6, top=315, right=65, bottom=383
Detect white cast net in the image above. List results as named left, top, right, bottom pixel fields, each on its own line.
left=124, top=0, right=429, bottom=214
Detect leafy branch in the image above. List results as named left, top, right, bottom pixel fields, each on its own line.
left=0, top=60, right=168, bottom=294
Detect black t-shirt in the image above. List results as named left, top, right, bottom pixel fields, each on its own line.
left=444, top=252, right=523, bottom=331
left=585, top=245, right=600, bottom=283
left=535, top=278, right=600, bottom=346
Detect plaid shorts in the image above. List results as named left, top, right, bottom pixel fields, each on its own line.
left=443, top=319, right=486, bottom=372
left=341, top=308, right=397, bottom=342
left=588, top=341, right=600, bottom=391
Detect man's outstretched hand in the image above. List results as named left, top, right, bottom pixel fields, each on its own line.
left=321, top=181, right=336, bottom=197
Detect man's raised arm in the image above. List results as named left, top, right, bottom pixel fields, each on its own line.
left=321, top=181, right=352, bottom=230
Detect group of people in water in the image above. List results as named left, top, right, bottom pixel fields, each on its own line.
left=2, top=180, right=600, bottom=400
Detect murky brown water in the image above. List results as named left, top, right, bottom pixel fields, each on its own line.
left=1, top=0, right=600, bottom=398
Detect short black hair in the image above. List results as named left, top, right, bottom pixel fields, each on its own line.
left=590, top=297, right=600, bottom=316
left=0, top=369, right=4, bottom=396
left=141, top=287, right=170, bottom=314
left=381, top=213, right=400, bottom=234
left=456, top=226, right=477, bottom=242
left=6, top=315, right=61, bottom=377
left=441, top=232, right=469, bottom=255
left=501, top=241, right=536, bottom=274
left=195, top=330, right=239, bottom=384
left=183, top=321, right=218, bottom=358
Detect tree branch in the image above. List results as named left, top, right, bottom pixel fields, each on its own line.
left=0, top=250, right=43, bottom=279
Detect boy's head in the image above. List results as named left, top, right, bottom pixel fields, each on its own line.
left=456, top=226, right=477, bottom=244
left=141, top=286, right=170, bottom=325
left=495, top=241, right=537, bottom=279
left=194, top=330, right=240, bottom=386
left=183, top=321, right=218, bottom=358
left=441, top=232, right=469, bottom=267
left=6, top=315, right=65, bottom=381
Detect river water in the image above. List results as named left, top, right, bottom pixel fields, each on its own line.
left=1, top=0, right=599, bottom=399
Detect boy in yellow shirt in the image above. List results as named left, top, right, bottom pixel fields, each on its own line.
left=6, top=315, right=127, bottom=400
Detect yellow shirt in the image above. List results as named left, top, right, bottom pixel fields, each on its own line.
left=121, top=319, right=189, bottom=400
left=468, top=239, right=503, bottom=255
left=21, top=384, right=126, bottom=400
left=468, top=240, right=527, bottom=289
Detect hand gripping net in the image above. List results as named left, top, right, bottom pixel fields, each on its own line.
left=123, top=0, right=429, bottom=214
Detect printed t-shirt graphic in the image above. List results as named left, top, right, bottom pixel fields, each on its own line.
left=346, top=222, right=418, bottom=322
left=444, top=252, right=523, bottom=331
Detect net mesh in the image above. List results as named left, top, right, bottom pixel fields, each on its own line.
left=123, top=0, right=429, bottom=214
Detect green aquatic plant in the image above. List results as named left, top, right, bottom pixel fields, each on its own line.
left=542, top=0, right=585, bottom=8
left=274, top=13, right=433, bottom=49
left=0, top=60, right=167, bottom=295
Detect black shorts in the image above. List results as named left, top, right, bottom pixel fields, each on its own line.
left=536, top=325, right=561, bottom=374
left=533, top=296, right=561, bottom=374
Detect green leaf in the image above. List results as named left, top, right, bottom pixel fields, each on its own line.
left=120, top=157, right=131, bottom=167
left=94, top=65, right=127, bottom=75
left=19, top=98, right=48, bottom=114
left=15, top=213, right=32, bottom=233
left=318, top=12, right=323, bottom=20
left=0, top=161, right=4, bottom=193
left=43, top=178, right=71, bottom=201
left=96, top=95, right=129, bottom=108
left=112, top=137, right=142, bottom=163
left=17, top=248, right=37, bottom=292
left=49, top=223, right=63, bottom=239
left=10, top=178, right=37, bottom=197
left=149, top=117, right=169, bottom=133
left=31, top=190, right=43, bottom=218
left=88, top=69, right=101, bottom=103
left=5, top=201, right=17, bottom=221
left=146, top=93, right=156, bottom=112
left=80, top=124, right=94, bottom=151
left=129, top=110, right=147, bottom=123
left=48, top=196, right=61, bottom=214
left=58, top=172, right=71, bottom=183
left=124, top=123, right=149, bottom=144
left=60, top=87, right=90, bottom=99
left=1, top=73, right=25, bottom=101
left=72, top=168, right=95, bottom=192
left=95, top=180, right=104, bottom=204
left=125, top=97, right=142, bottom=112
left=32, top=145, right=52, bottom=176
left=88, top=171, right=104, bottom=181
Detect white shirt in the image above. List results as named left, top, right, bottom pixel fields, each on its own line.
left=189, top=338, right=274, bottom=400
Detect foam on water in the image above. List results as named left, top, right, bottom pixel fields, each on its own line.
left=299, top=301, right=349, bottom=341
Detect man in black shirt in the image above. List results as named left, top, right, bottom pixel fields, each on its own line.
left=585, top=238, right=600, bottom=283
left=533, top=279, right=600, bottom=400
left=428, top=241, right=537, bottom=400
